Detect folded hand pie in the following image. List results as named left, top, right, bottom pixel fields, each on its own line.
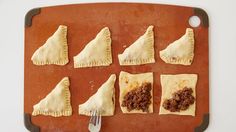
left=159, top=74, right=197, bottom=116
left=118, top=26, right=155, bottom=65
left=119, top=71, right=153, bottom=114
left=159, top=28, right=194, bottom=65
left=32, top=77, right=72, bottom=117
left=73, top=27, right=112, bottom=68
left=31, top=25, right=69, bottom=65
left=79, top=74, right=116, bottom=116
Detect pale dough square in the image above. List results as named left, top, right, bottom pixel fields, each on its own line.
left=119, top=71, right=153, bottom=114
left=159, top=74, right=198, bottom=116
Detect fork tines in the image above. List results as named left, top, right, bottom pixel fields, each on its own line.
left=89, top=110, right=101, bottom=128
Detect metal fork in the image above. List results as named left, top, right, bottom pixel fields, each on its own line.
left=88, top=110, right=101, bottom=132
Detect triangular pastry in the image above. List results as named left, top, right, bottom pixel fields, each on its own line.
left=79, top=74, right=116, bottom=116
left=32, top=77, right=72, bottom=117
left=31, top=25, right=69, bottom=65
left=118, top=26, right=155, bottom=65
left=159, top=74, right=197, bottom=116
left=73, top=27, right=112, bottom=68
left=119, top=71, right=153, bottom=114
left=159, top=28, right=194, bottom=65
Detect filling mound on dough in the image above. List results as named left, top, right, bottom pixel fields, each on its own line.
left=121, top=82, right=152, bottom=112
left=162, top=87, right=195, bottom=112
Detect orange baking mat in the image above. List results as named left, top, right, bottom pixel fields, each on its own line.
left=24, top=3, right=209, bottom=132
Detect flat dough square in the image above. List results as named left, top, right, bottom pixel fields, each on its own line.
left=119, top=71, right=153, bottom=114
left=159, top=74, right=198, bottom=116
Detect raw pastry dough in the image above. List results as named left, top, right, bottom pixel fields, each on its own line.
left=118, top=26, right=155, bottom=65
left=79, top=74, right=116, bottom=116
left=119, top=71, right=153, bottom=113
left=159, top=74, right=198, bottom=116
left=32, top=77, right=72, bottom=117
left=31, top=25, right=69, bottom=65
left=73, top=27, right=112, bottom=68
left=159, top=28, right=194, bottom=65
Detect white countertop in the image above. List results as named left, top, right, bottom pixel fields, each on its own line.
left=0, top=0, right=235, bottom=131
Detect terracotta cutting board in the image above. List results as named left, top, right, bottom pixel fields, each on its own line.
left=24, top=3, right=209, bottom=132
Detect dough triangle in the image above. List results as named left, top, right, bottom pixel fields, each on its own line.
left=118, top=26, right=155, bottom=65
left=73, top=27, right=112, bottom=68
left=159, top=28, right=194, bottom=65
left=31, top=25, right=69, bottom=65
left=79, top=74, right=116, bottom=116
left=32, top=77, right=72, bottom=117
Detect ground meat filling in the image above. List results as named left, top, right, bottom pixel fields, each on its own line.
left=162, top=87, right=195, bottom=112
left=121, top=83, right=152, bottom=112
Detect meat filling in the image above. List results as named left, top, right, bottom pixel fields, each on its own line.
left=121, top=82, right=152, bottom=112
left=162, top=87, right=195, bottom=112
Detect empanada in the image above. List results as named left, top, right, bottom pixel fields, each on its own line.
left=159, top=74, right=197, bottom=116
left=118, top=26, right=155, bottom=65
left=119, top=71, right=153, bottom=114
left=32, top=77, right=72, bottom=117
left=31, top=25, right=69, bottom=65
left=159, top=28, right=194, bottom=65
left=73, top=27, right=112, bottom=68
left=79, top=74, right=116, bottom=116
